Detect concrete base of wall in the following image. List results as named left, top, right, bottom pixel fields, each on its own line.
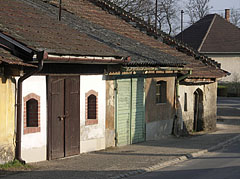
left=146, top=119, right=173, bottom=140
left=80, top=137, right=105, bottom=153
left=0, top=144, right=14, bottom=164
left=105, top=129, right=115, bottom=148
left=22, top=146, right=46, bottom=163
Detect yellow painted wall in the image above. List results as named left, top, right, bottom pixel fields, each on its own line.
left=0, top=76, right=15, bottom=162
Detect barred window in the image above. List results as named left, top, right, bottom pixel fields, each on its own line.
left=87, top=94, right=97, bottom=119
left=26, top=99, right=38, bottom=127
left=85, top=90, right=98, bottom=125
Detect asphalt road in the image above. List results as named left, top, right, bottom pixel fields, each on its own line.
left=129, top=139, right=240, bottom=179
left=217, top=97, right=240, bottom=123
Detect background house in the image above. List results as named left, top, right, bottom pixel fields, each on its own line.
left=176, top=9, right=240, bottom=96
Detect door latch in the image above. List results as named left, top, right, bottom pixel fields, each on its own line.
left=58, top=115, right=65, bottom=121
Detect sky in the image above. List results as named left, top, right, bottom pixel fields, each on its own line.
left=209, top=0, right=240, bottom=12
left=180, top=0, right=240, bottom=11
left=179, top=0, right=240, bottom=27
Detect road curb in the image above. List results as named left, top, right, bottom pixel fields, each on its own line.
left=109, top=134, right=240, bottom=179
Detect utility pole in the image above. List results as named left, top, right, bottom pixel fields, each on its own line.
left=59, top=0, right=62, bottom=21
left=181, top=10, right=184, bottom=42
left=155, top=0, right=158, bottom=31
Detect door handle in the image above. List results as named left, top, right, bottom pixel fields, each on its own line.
left=58, top=115, right=66, bottom=121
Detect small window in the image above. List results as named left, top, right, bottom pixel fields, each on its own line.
left=85, top=90, right=98, bottom=125
left=87, top=94, right=96, bottom=119
left=156, top=81, right=167, bottom=103
left=23, top=93, right=41, bottom=134
left=26, top=99, right=38, bottom=127
left=184, top=93, right=188, bottom=111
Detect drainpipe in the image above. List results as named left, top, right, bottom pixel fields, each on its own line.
left=174, top=70, right=192, bottom=136
left=15, top=51, right=45, bottom=164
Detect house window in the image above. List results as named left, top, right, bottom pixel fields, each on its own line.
left=85, top=90, right=98, bottom=125
left=156, top=81, right=167, bottom=104
left=184, top=92, right=188, bottom=111
left=87, top=94, right=97, bottom=119
left=23, top=93, right=41, bottom=134
left=26, top=99, right=38, bottom=127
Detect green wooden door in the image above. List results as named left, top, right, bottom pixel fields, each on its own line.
left=115, top=78, right=145, bottom=146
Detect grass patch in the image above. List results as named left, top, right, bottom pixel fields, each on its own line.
left=0, top=160, right=31, bottom=171
left=218, top=85, right=227, bottom=89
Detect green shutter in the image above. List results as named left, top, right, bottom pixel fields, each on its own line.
left=115, top=78, right=145, bottom=146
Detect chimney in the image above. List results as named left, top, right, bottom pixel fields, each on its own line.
left=225, top=9, right=230, bottom=22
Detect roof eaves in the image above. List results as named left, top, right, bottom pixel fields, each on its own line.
left=201, top=52, right=240, bottom=54
left=0, top=32, right=35, bottom=56
left=41, top=52, right=127, bottom=64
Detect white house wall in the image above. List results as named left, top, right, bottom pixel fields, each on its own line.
left=80, top=75, right=106, bottom=153
left=208, top=55, right=240, bottom=82
left=21, top=76, right=47, bottom=163
left=179, top=82, right=217, bottom=132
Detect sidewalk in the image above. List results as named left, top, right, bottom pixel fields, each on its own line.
left=2, top=98, right=240, bottom=179
left=1, top=122, right=240, bottom=179
left=10, top=121, right=237, bottom=179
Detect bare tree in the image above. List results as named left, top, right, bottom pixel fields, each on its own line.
left=110, top=0, right=154, bottom=20
left=230, top=8, right=240, bottom=27
left=157, top=0, right=179, bottom=35
left=185, top=0, right=212, bottom=24
left=111, top=0, right=180, bottom=35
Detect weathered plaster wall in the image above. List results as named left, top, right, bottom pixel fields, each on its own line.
left=145, top=77, right=175, bottom=140
left=80, top=75, right=106, bottom=153
left=105, top=80, right=115, bottom=148
left=207, top=55, right=240, bottom=82
left=179, top=82, right=217, bottom=133
left=21, top=76, right=47, bottom=163
left=0, top=77, right=15, bottom=164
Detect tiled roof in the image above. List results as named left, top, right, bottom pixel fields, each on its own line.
left=41, top=0, right=227, bottom=78
left=22, top=0, right=187, bottom=67
left=0, top=47, right=36, bottom=67
left=0, top=0, right=122, bottom=58
left=176, top=14, right=240, bottom=53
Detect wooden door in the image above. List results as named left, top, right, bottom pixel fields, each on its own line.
left=115, top=79, right=131, bottom=146
left=115, top=78, right=145, bottom=146
left=48, top=76, right=80, bottom=160
left=193, top=89, right=204, bottom=132
left=131, top=78, right=145, bottom=144
left=65, top=77, right=80, bottom=157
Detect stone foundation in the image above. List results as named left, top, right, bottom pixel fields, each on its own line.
left=0, top=144, right=14, bottom=164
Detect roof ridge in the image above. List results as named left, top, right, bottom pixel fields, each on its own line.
left=215, top=13, right=240, bottom=30
left=87, top=0, right=224, bottom=70
left=198, top=14, right=217, bottom=52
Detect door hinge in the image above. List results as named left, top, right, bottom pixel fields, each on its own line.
left=115, top=132, right=118, bottom=144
